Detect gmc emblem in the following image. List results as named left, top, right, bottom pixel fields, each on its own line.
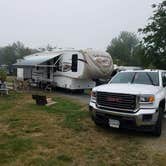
left=107, top=97, right=121, bottom=102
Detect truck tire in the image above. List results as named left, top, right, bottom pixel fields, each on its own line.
left=152, top=107, right=163, bottom=137
left=92, top=115, right=99, bottom=125
left=92, top=115, right=103, bottom=126
left=94, top=119, right=102, bottom=126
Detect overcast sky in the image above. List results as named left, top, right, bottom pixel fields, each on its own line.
left=0, top=0, right=162, bottom=50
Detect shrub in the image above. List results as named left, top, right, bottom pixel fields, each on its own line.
left=0, top=69, right=7, bottom=82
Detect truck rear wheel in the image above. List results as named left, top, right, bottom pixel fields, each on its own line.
left=152, top=107, right=163, bottom=137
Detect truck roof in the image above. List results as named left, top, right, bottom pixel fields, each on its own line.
left=121, top=69, right=166, bottom=73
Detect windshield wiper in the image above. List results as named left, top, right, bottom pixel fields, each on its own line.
left=146, top=73, right=155, bottom=86
left=131, top=72, right=136, bottom=83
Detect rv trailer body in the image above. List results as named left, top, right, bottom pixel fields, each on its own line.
left=14, top=49, right=113, bottom=90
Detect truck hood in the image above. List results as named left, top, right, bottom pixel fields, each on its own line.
left=94, top=84, right=162, bottom=95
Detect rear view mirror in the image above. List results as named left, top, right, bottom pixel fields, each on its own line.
left=71, top=54, right=78, bottom=72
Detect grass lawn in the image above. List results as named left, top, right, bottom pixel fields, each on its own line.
left=0, top=91, right=166, bottom=166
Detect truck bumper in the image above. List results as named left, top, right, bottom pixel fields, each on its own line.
left=89, top=102, right=159, bottom=131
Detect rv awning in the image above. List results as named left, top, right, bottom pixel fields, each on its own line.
left=14, top=52, right=62, bottom=67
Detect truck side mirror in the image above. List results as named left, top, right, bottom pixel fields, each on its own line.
left=71, top=54, right=78, bottom=72
left=163, top=76, right=166, bottom=87
left=163, top=82, right=166, bottom=87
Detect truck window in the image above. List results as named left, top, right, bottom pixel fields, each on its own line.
left=162, top=72, right=166, bottom=87
left=111, top=72, right=159, bottom=86
left=111, top=72, right=135, bottom=84
left=147, top=72, right=159, bottom=86
left=133, top=72, right=151, bottom=85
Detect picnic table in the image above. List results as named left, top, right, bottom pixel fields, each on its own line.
left=0, top=81, right=8, bottom=95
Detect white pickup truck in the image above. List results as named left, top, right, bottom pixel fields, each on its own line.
left=89, top=70, right=166, bottom=136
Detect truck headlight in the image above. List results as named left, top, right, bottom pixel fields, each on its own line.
left=140, top=95, right=155, bottom=103
left=91, top=91, right=97, bottom=101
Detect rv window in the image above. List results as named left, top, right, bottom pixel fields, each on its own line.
left=56, top=60, right=59, bottom=71
left=57, top=60, right=63, bottom=71
left=47, top=62, right=50, bottom=79
left=71, top=54, right=78, bottom=72
left=53, top=67, right=57, bottom=72
left=63, top=62, right=71, bottom=72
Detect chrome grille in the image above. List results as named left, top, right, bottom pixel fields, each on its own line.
left=96, top=92, right=137, bottom=111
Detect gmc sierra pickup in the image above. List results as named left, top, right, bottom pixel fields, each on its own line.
left=89, top=70, right=166, bottom=136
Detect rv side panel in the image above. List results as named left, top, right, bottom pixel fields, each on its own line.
left=53, top=76, right=95, bottom=90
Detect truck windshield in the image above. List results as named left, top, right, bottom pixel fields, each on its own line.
left=110, top=72, right=159, bottom=86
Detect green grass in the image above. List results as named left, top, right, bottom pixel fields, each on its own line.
left=28, top=154, right=73, bottom=166
left=0, top=91, right=166, bottom=165
left=47, top=96, right=88, bottom=131
left=0, top=137, right=33, bottom=152
left=0, top=137, right=33, bottom=164
left=22, top=96, right=89, bottom=131
left=0, top=92, right=22, bottom=111
left=63, top=110, right=88, bottom=131
left=56, top=154, right=73, bottom=162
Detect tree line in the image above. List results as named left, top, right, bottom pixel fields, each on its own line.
left=0, top=42, right=57, bottom=66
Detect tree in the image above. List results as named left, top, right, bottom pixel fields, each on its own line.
left=139, top=1, right=166, bottom=69
left=106, top=31, right=142, bottom=66
left=0, top=69, right=7, bottom=82
left=46, top=44, right=53, bottom=51
left=0, top=41, right=38, bottom=65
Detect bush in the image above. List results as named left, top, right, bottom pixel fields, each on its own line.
left=0, top=69, right=7, bottom=82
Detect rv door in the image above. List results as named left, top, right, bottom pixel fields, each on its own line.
left=47, top=62, right=50, bottom=79
left=17, top=68, right=24, bottom=80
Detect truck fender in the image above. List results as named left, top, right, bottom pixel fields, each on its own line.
left=159, top=99, right=165, bottom=111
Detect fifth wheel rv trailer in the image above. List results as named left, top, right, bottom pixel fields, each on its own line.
left=14, top=49, right=114, bottom=90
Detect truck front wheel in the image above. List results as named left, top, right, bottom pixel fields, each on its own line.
left=152, top=107, right=163, bottom=137
left=92, top=114, right=104, bottom=126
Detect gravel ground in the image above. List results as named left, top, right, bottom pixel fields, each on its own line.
left=55, top=91, right=90, bottom=104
